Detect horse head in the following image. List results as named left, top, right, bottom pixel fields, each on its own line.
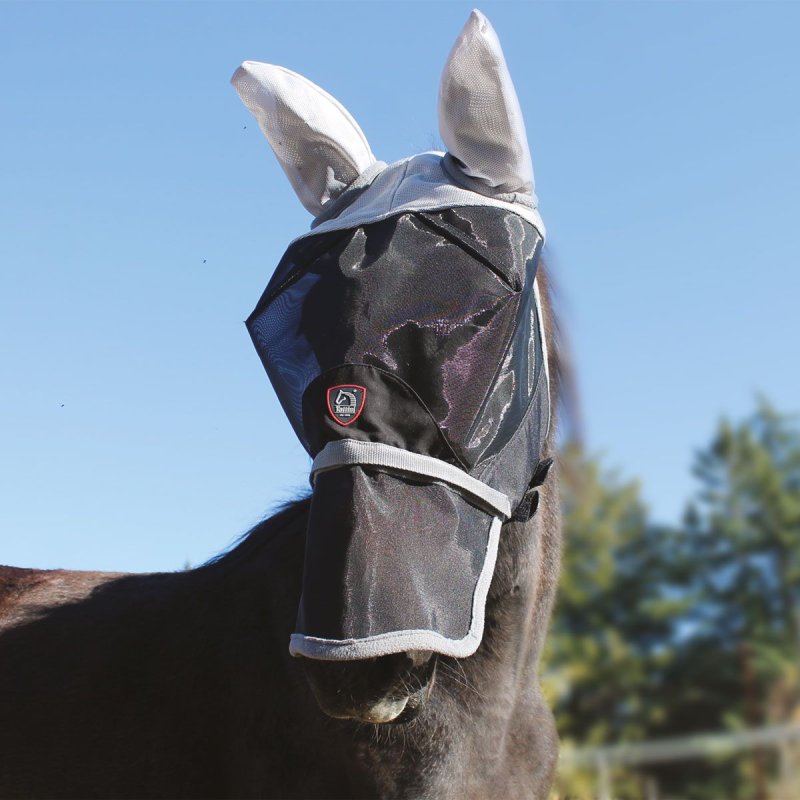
left=232, top=10, right=551, bottom=725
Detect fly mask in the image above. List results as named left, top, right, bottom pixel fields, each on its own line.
left=232, top=10, right=551, bottom=662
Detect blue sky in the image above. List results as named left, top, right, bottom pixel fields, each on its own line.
left=2, top=1, right=799, bottom=572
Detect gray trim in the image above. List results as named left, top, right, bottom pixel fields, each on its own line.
left=311, top=160, right=388, bottom=228
left=289, top=516, right=502, bottom=660
left=533, top=276, right=552, bottom=439
left=289, top=152, right=546, bottom=246
left=311, top=440, right=511, bottom=519
left=441, top=152, right=537, bottom=209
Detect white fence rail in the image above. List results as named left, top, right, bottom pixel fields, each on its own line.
left=559, top=722, right=800, bottom=800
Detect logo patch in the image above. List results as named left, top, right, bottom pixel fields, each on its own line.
left=326, top=384, right=367, bottom=426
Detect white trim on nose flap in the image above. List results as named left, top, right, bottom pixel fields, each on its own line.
left=289, top=517, right=503, bottom=661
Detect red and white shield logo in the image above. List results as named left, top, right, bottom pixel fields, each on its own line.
left=326, top=385, right=367, bottom=426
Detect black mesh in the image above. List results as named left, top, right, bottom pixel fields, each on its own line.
left=298, top=467, right=494, bottom=641
left=247, top=206, right=544, bottom=468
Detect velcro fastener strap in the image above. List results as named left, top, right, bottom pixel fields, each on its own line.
left=311, top=440, right=512, bottom=519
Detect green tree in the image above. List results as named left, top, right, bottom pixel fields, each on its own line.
left=544, top=444, right=690, bottom=798
left=652, top=401, right=800, bottom=799
left=546, top=402, right=800, bottom=800
left=687, top=400, right=800, bottom=676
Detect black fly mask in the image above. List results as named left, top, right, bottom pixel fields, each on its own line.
left=233, top=10, right=551, bottom=660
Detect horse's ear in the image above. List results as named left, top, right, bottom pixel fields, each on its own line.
left=231, top=62, right=377, bottom=215
left=438, top=10, right=534, bottom=197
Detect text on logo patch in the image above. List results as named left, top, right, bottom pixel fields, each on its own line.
left=326, top=385, right=367, bottom=426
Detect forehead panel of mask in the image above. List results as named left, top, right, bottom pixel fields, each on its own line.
left=247, top=205, right=543, bottom=468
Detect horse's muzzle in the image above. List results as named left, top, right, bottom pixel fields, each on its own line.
left=301, top=650, right=436, bottom=724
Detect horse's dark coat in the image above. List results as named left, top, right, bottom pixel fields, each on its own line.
left=0, top=271, right=561, bottom=800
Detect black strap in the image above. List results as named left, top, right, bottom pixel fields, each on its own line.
left=510, top=457, right=553, bottom=523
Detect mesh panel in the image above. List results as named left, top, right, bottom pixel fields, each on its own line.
left=231, top=62, right=375, bottom=214
left=438, top=11, right=534, bottom=195
left=298, top=467, right=493, bottom=642
left=308, top=152, right=544, bottom=242
left=247, top=206, right=544, bottom=466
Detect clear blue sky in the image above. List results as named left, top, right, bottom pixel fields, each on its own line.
left=2, top=1, right=799, bottom=572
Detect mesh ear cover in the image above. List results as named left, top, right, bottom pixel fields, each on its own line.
left=231, top=62, right=376, bottom=215
left=438, top=10, right=534, bottom=196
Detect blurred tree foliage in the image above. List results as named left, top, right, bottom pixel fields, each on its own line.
left=545, top=400, right=800, bottom=800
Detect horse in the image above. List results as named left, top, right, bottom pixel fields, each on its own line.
left=0, top=11, right=562, bottom=799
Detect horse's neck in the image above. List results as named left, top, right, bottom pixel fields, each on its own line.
left=421, top=482, right=559, bottom=794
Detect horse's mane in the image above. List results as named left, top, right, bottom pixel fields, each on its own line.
left=537, top=256, right=578, bottom=444
left=202, top=495, right=310, bottom=570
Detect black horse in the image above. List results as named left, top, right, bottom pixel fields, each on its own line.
left=0, top=11, right=562, bottom=799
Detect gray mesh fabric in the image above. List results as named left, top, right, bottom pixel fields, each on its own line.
left=231, top=62, right=376, bottom=215
left=305, top=152, right=545, bottom=243
left=438, top=10, right=534, bottom=197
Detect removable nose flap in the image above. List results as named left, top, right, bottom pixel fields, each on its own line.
left=290, top=465, right=501, bottom=660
